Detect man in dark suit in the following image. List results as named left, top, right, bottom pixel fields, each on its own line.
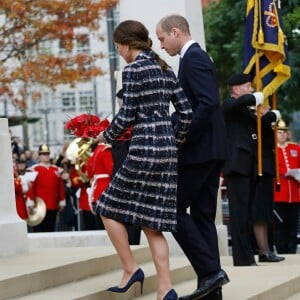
left=222, top=73, right=263, bottom=266
left=222, top=73, right=284, bottom=267
left=156, top=15, right=229, bottom=300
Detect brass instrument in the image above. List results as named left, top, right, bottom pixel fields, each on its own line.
left=26, top=197, right=47, bottom=226
left=66, top=138, right=93, bottom=182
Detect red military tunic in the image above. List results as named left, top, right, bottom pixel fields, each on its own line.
left=69, top=165, right=90, bottom=211
left=86, top=143, right=113, bottom=206
left=274, top=142, right=300, bottom=203
left=14, top=175, right=29, bottom=219
left=27, top=163, right=65, bottom=209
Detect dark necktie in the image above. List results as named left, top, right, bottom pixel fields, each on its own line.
left=178, top=56, right=182, bottom=76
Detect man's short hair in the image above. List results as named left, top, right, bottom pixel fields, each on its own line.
left=158, top=14, right=190, bottom=35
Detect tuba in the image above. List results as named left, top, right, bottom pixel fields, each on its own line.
left=26, top=197, right=47, bottom=226
left=66, top=138, right=94, bottom=182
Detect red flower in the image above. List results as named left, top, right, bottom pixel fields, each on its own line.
left=65, top=114, right=110, bottom=138
left=118, top=125, right=133, bottom=141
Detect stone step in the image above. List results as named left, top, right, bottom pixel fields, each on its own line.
left=0, top=246, right=152, bottom=300
left=137, top=255, right=300, bottom=300
left=12, top=256, right=193, bottom=300
left=2, top=244, right=300, bottom=300
left=286, top=292, right=300, bottom=300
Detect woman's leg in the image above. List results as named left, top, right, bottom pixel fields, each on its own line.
left=101, top=216, right=139, bottom=287
left=254, top=221, right=270, bottom=254
left=142, top=227, right=172, bottom=300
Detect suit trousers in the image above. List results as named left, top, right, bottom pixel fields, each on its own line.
left=173, top=160, right=223, bottom=281
left=225, top=173, right=256, bottom=265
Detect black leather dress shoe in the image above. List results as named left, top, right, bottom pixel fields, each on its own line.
left=258, top=252, right=285, bottom=262
left=201, top=287, right=223, bottom=300
left=178, top=269, right=229, bottom=300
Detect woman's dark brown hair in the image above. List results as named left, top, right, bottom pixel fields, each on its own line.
left=113, top=20, right=168, bottom=70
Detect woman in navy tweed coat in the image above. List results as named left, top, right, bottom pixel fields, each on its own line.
left=95, top=20, right=192, bottom=300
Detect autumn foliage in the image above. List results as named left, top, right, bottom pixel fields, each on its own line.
left=0, top=0, right=118, bottom=112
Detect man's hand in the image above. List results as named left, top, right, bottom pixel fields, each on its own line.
left=253, top=92, right=264, bottom=106
left=58, top=200, right=66, bottom=212
left=259, top=105, right=270, bottom=116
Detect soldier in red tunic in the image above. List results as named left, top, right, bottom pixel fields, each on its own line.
left=13, top=160, right=29, bottom=220
left=274, top=120, right=300, bottom=253
left=86, top=142, right=113, bottom=228
left=69, top=163, right=94, bottom=230
left=26, top=144, right=66, bottom=232
left=68, top=141, right=113, bottom=230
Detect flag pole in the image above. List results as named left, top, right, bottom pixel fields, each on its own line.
left=255, top=0, right=264, bottom=176
left=272, top=93, right=280, bottom=190
left=255, top=51, right=263, bottom=176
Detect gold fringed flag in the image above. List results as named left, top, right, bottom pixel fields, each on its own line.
left=243, top=0, right=291, bottom=98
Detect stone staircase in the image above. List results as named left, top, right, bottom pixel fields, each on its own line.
left=0, top=245, right=194, bottom=300
left=1, top=244, right=300, bottom=300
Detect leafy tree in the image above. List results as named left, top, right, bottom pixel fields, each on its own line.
left=203, top=0, right=245, bottom=101
left=0, top=0, right=118, bottom=113
left=277, top=4, right=300, bottom=119
left=203, top=0, right=300, bottom=118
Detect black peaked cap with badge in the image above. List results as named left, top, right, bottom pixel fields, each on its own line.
left=227, top=73, right=253, bottom=86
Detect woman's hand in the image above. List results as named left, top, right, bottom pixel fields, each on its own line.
left=95, top=132, right=106, bottom=144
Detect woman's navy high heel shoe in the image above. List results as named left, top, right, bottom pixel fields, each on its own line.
left=107, top=268, right=144, bottom=295
left=163, top=289, right=178, bottom=300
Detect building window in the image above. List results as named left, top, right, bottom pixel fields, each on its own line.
left=79, top=91, right=94, bottom=112
left=39, top=41, right=52, bottom=55
left=61, top=92, right=75, bottom=112
left=76, top=34, right=90, bottom=53
left=59, top=39, right=73, bottom=55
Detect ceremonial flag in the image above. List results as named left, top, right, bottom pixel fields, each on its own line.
left=243, top=0, right=291, bottom=98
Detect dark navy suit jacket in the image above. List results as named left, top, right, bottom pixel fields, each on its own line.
left=174, top=43, right=228, bottom=165
left=222, top=94, right=257, bottom=177
left=222, top=94, right=277, bottom=177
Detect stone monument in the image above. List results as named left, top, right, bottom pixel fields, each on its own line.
left=0, top=118, right=28, bottom=257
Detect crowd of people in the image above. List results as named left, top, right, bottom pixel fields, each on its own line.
left=11, top=136, right=109, bottom=233
left=8, top=14, right=300, bottom=300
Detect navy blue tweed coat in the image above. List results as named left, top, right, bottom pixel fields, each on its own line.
left=95, top=50, right=192, bottom=232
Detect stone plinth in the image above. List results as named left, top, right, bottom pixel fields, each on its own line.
left=27, top=227, right=229, bottom=256
left=0, top=118, right=28, bottom=257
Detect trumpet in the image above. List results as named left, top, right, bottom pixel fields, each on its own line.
left=66, top=138, right=94, bottom=182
